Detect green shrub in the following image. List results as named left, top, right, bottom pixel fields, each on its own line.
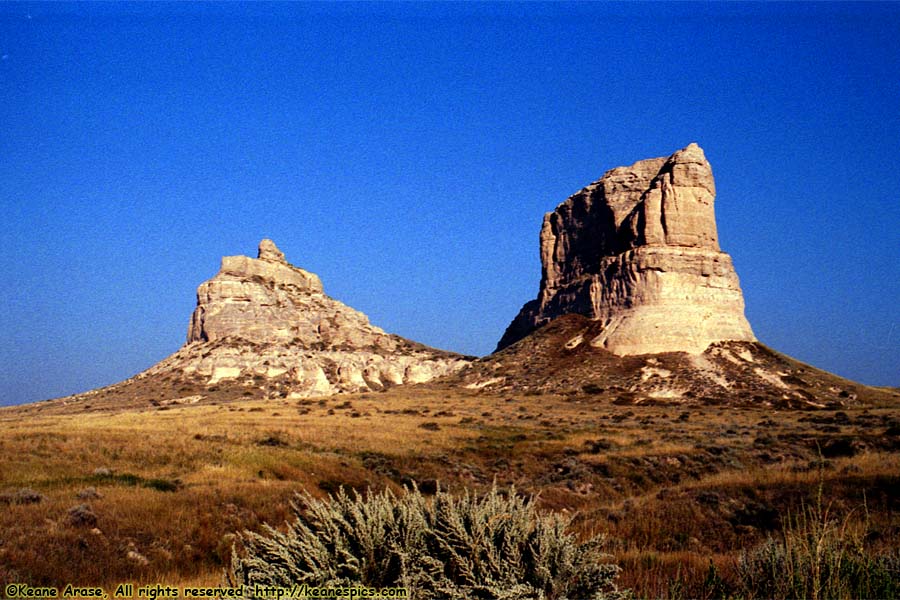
left=90, top=472, right=181, bottom=492
left=144, top=478, right=181, bottom=492
left=228, top=484, right=626, bottom=599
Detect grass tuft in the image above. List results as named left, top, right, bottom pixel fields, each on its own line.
left=736, top=472, right=900, bottom=600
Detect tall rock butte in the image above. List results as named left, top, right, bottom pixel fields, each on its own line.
left=497, top=143, right=756, bottom=355
left=140, top=239, right=469, bottom=396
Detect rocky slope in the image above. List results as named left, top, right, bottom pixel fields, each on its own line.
left=498, top=143, right=755, bottom=355
left=460, top=314, right=898, bottom=409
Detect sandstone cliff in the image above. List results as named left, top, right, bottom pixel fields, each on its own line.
left=498, top=143, right=755, bottom=355
left=139, top=239, right=469, bottom=396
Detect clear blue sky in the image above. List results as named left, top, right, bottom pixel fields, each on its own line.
left=1, top=2, right=898, bottom=405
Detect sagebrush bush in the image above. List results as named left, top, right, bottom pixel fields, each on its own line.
left=228, top=484, right=626, bottom=599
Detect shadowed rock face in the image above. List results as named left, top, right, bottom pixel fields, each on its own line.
left=146, top=239, right=469, bottom=396
left=498, top=144, right=755, bottom=355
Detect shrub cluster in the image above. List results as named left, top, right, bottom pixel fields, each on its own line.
left=228, top=484, right=625, bottom=599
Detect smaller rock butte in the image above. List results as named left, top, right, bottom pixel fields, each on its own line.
left=142, top=239, right=468, bottom=396
left=498, top=143, right=756, bottom=355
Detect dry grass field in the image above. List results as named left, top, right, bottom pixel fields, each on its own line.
left=1, top=384, right=899, bottom=598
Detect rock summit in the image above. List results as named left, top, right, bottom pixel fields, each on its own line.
left=497, top=144, right=755, bottom=355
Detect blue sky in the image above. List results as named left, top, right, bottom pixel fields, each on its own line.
left=1, top=2, right=898, bottom=405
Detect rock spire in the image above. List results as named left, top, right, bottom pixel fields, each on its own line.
left=497, top=143, right=755, bottom=355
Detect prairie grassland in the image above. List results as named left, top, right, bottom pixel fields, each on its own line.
left=1, top=385, right=898, bottom=597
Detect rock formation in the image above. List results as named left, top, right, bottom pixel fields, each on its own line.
left=497, top=143, right=755, bottom=355
left=142, top=239, right=469, bottom=396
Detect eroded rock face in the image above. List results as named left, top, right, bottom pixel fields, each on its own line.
left=145, top=239, right=468, bottom=395
left=187, top=240, right=325, bottom=345
left=498, top=144, right=755, bottom=355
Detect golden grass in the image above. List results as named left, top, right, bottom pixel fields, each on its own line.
left=1, top=388, right=898, bottom=598
left=680, top=451, right=900, bottom=491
